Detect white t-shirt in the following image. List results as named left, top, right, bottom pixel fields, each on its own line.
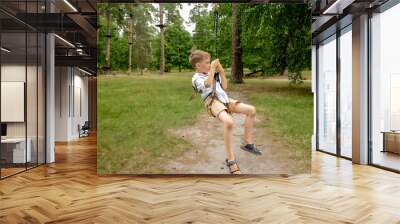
left=191, top=72, right=230, bottom=103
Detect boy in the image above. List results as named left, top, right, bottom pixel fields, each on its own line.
left=189, top=50, right=262, bottom=175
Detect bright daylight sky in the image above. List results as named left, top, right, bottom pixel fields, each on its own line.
left=151, top=3, right=214, bottom=35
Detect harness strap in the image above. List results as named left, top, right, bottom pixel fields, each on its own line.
left=207, top=72, right=219, bottom=106
left=212, top=72, right=219, bottom=98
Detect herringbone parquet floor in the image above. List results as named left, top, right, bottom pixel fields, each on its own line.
left=0, top=134, right=399, bottom=223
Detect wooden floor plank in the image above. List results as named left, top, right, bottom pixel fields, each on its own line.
left=0, top=134, right=399, bottom=223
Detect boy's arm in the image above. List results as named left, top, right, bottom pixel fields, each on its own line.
left=204, top=68, right=215, bottom=87
left=204, top=62, right=218, bottom=88
left=219, top=67, right=228, bottom=90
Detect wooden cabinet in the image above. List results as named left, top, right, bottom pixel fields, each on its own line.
left=382, top=132, right=400, bottom=154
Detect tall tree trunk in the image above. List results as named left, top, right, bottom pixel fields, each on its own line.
left=140, top=46, right=144, bottom=75
left=284, top=28, right=291, bottom=76
left=178, top=47, right=181, bottom=72
left=105, top=5, right=112, bottom=74
left=159, top=3, right=165, bottom=75
left=128, top=13, right=133, bottom=73
left=231, top=3, right=243, bottom=83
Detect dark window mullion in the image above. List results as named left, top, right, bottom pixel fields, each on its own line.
left=25, top=0, right=28, bottom=171
left=0, top=24, right=2, bottom=179
left=36, top=0, right=39, bottom=167
left=44, top=0, right=48, bottom=164
left=367, top=10, right=373, bottom=165
left=316, top=44, right=320, bottom=150
left=336, top=26, right=341, bottom=157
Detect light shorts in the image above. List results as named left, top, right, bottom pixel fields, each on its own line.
left=204, top=97, right=240, bottom=118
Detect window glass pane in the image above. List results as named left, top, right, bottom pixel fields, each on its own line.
left=371, top=3, right=400, bottom=171
left=1, top=21, right=28, bottom=177
left=318, top=35, right=337, bottom=154
left=340, top=27, right=352, bottom=158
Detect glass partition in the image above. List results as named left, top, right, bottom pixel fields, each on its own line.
left=0, top=1, right=46, bottom=179
left=1, top=30, right=28, bottom=178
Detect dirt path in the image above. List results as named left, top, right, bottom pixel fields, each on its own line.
left=163, top=91, right=307, bottom=175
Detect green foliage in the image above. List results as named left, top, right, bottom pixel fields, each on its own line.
left=97, top=3, right=156, bottom=71
left=164, top=3, right=184, bottom=26
left=131, top=4, right=157, bottom=71
left=165, top=24, right=193, bottom=71
left=214, top=3, right=232, bottom=67
left=240, top=4, right=311, bottom=82
left=98, top=3, right=311, bottom=83
left=189, top=4, right=216, bottom=57
left=151, top=23, right=193, bottom=71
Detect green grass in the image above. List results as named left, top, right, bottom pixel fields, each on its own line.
left=230, top=79, right=313, bottom=169
left=97, top=72, right=203, bottom=173
left=98, top=71, right=313, bottom=173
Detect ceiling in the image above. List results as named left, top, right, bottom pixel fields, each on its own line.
left=98, top=0, right=306, bottom=2
left=0, top=0, right=97, bottom=74
left=311, top=0, right=390, bottom=43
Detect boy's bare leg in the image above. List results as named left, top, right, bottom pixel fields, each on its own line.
left=231, top=103, right=256, bottom=144
left=217, top=111, right=237, bottom=162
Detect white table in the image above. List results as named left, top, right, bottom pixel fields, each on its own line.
left=1, top=138, right=31, bottom=163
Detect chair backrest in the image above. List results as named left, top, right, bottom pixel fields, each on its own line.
left=82, top=121, right=90, bottom=129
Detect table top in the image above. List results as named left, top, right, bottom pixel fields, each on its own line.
left=1, top=138, right=31, bottom=143
left=381, top=131, right=400, bottom=134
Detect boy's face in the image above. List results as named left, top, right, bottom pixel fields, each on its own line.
left=196, top=56, right=211, bottom=73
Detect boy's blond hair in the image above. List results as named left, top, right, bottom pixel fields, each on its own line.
left=189, top=50, right=210, bottom=68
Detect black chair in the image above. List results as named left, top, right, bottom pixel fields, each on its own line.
left=78, top=121, right=90, bottom=138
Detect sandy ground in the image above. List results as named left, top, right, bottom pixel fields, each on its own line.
left=163, top=91, right=307, bottom=175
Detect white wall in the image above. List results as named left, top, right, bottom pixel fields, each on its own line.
left=1, top=65, right=26, bottom=144
left=73, top=71, right=89, bottom=138
left=55, top=66, right=89, bottom=141
left=55, top=66, right=70, bottom=141
left=1, top=65, right=25, bottom=129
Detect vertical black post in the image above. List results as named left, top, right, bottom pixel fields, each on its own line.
left=36, top=0, right=39, bottom=167
left=44, top=33, right=47, bottom=164
left=367, top=10, right=372, bottom=164
left=73, top=68, right=75, bottom=118
left=316, top=44, right=319, bottom=151
left=336, top=26, right=341, bottom=157
left=69, top=71, right=71, bottom=117
left=25, top=0, right=28, bottom=171
left=0, top=20, right=2, bottom=179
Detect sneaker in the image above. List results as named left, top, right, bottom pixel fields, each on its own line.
left=240, top=143, right=262, bottom=155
